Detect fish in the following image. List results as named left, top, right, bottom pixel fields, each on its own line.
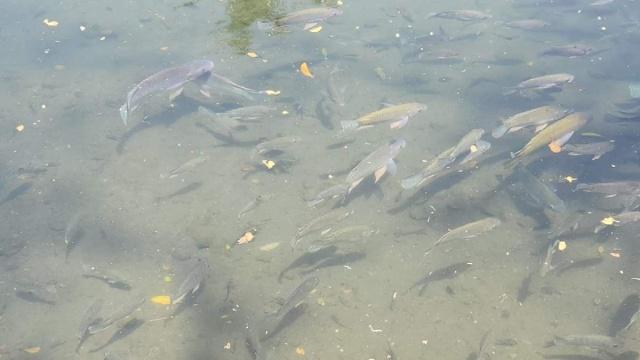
left=505, top=73, right=575, bottom=95
left=517, top=271, right=535, bottom=304
left=340, top=103, right=427, bottom=131
left=327, top=67, right=348, bottom=107
left=167, top=155, right=208, bottom=179
left=345, top=138, right=406, bottom=194
left=259, top=277, right=319, bottom=339
left=76, top=299, right=104, bottom=353
left=432, top=217, right=501, bottom=249
left=308, top=224, right=378, bottom=251
left=300, top=251, right=366, bottom=274
left=505, top=19, right=550, bottom=30
left=428, top=10, right=492, bottom=21
left=275, top=7, right=343, bottom=29
left=513, top=165, right=566, bottom=213
left=64, top=211, right=86, bottom=261
left=0, top=182, right=32, bottom=206
left=508, top=112, right=590, bottom=164
left=541, top=44, right=593, bottom=58
left=449, top=128, right=485, bottom=161
left=306, top=183, right=349, bottom=208
left=563, top=141, right=614, bottom=160
left=293, top=208, right=353, bottom=246
left=539, top=239, right=559, bottom=278
left=492, top=106, right=571, bottom=139
left=15, top=283, right=57, bottom=305
left=214, top=105, right=276, bottom=121
left=119, top=60, right=214, bottom=125
left=197, top=106, right=248, bottom=135
left=154, top=182, right=202, bottom=202
left=90, top=318, right=144, bottom=353
left=609, top=294, right=640, bottom=336
left=173, top=259, right=208, bottom=304
left=410, top=261, right=473, bottom=295
left=552, top=257, right=603, bottom=276
left=575, top=181, right=640, bottom=196
left=401, top=146, right=455, bottom=189
left=251, top=136, right=302, bottom=159
left=550, top=334, right=620, bottom=350
left=278, top=246, right=338, bottom=282
left=88, top=298, right=145, bottom=335
left=460, top=140, right=492, bottom=165
left=82, top=267, right=131, bottom=290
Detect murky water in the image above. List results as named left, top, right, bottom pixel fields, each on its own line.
left=1, top=0, right=640, bottom=359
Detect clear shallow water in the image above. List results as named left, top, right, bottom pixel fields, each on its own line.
left=1, top=0, right=640, bottom=359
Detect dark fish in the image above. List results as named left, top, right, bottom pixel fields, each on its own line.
left=428, top=10, right=492, bottom=21
left=88, top=298, right=145, bottom=335
left=259, top=277, right=319, bottom=340
left=550, top=334, right=620, bottom=350
left=154, top=182, right=202, bottom=202
left=82, top=268, right=132, bottom=290
left=15, top=283, right=57, bottom=305
left=275, top=7, right=343, bottom=28
left=609, top=294, right=640, bottom=336
left=552, top=257, right=603, bottom=276
left=300, top=252, right=366, bottom=274
left=410, top=261, right=473, bottom=295
left=517, top=271, right=535, bottom=304
left=0, top=182, right=32, bottom=206
left=64, top=211, right=86, bottom=261
left=278, top=246, right=338, bottom=282
left=173, top=259, right=208, bottom=304
left=90, top=318, right=144, bottom=353
left=512, top=166, right=566, bottom=213
left=541, top=44, right=593, bottom=57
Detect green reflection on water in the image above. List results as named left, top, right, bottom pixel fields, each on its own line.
left=225, top=0, right=281, bottom=52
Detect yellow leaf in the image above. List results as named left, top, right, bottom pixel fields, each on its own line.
left=237, top=230, right=255, bottom=245
left=151, top=295, right=172, bottom=305
left=43, top=19, right=59, bottom=27
left=299, top=62, right=314, bottom=78
left=601, top=216, right=617, bottom=226
left=264, top=89, right=281, bottom=96
left=262, top=160, right=276, bottom=170
left=558, top=241, right=567, bottom=251
left=23, top=346, right=41, bottom=354
left=246, top=51, right=258, bottom=58
left=295, top=346, right=305, bottom=356
left=308, top=25, right=323, bottom=33
left=548, top=142, right=562, bottom=153
left=15, top=124, right=25, bottom=132
left=563, top=176, right=577, bottom=183
left=163, top=275, right=173, bottom=283
left=469, top=144, right=478, bottom=153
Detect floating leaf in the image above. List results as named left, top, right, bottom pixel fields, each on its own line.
left=563, top=175, right=577, bottom=183
left=23, top=346, right=41, bottom=354
left=308, top=25, right=323, bottom=33
left=15, top=124, right=25, bottom=132
left=264, top=89, right=281, bottom=96
left=295, top=346, right=305, bottom=356
left=548, top=142, right=562, bottom=153
left=299, top=62, right=314, bottom=78
left=43, top=19, right=59, bottom=27
left=237, top=230, right=256, bottom=245
left=601, top=216, right=617, bottom=226
left=259, top=242, right=280, bottom=251
left=469, top=144, right=478, bottom=153
left=261, top=160, right=276, bottom=170
left=163, top=276, right=172, bottom=283
left=246, top=51, right=258, bottom=58
left=151, top=295, right=172, bottom=305
left=558, top=240, right=567, bottom=251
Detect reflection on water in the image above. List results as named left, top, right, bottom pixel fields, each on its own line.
left=2, top=0, right=640, bottom=359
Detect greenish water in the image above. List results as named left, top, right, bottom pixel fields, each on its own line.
left=1, top=0, right=640, bottom=359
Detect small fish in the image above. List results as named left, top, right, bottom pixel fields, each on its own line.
left=449, top=128, right=485, bottom=161
left=492, top=106, right=571, bottom=139
left=167, top=155, right=208, bottom=179
left=428, top=10, right=492, bottom=21
left=275, top=7, right=343, bottom=29
left=293, top=208, right=353, bottom=245
left=410, top=261, right=473, bottom=295
left=154, top=182, right=202, bottom=202
left=401, top=146, right=455, bottom=189
left=64, top=211, right=86, bottom=261
left=345, top=138, right=406, bottom=194
left=508, top=112, right=590, bottom=164
left=550, top=334, right=620, bottom=350
left=197, top=106, right=248, bottom=135
left=259, top=277, right=319, bottom=339
left=541, top=44, right=593, bottom=58
left=278, top=246, right=338, bottom=282
left=505, top=73, right=574, bottom=96
left=513, top=165, right=566, bottom=213
left=215, top=105, right=276, bottom=121
left=252, top=136, right=302, bottom=159
left=88, top=298, right=145, bottom=335
left=82, top=267, right=131, bottom=290
left=517, top=271, right=535, bottom=304
left=309, top=225, right=378, bottom=251
left=327, top=68, right=348, bottom=107
left=432, top=217, right=501, bottom=248
left=173, top=259, right=208, bottom=304
left=609, top=294, right=640, bottom=337
left=563, top=141, right=614, bottom=160
left=539, top=239, right=559, bottom=278
left=0, top=182, right=32, bottom=206
left=340, top=103, right=427, bottom=131
left=552, top=257, right=603, bottom=276
left=120, top=60, right=214, bottom=125
left=505, top=19, right=550, bottom=30
left=90, top=318, right=144, bottom=353
left=76, top=299, right=104, bottom=353
left=576, top=181, right=640, bottom=195
left=460, top=140, right=491, bottom=165
left=238, top=194, right=270, bottom=218
left=306, top=183, right=348, bottom=208
left=300, top=251, right=366, bottom=274
left=15, top=283, right=57, bottom=305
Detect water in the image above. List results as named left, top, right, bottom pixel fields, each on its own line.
left=1, top=0, right=640, bottom=359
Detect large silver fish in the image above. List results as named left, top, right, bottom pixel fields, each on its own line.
left=345, top=138, right=406, bottom=194
left=120, top=60, right=214, bottom=125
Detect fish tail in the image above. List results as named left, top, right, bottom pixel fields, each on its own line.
left=502, top=87, right=517, bottom=96
left=340, top=120, right=359, bottom=131
left=491, top=125, right=507, bottom=138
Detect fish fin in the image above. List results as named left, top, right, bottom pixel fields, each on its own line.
left=401, top=173, right=425, bottom=190
left=348, top=178, right=364, bottom=194
left=374, top=166, right=387, bottom=183
left=553, top=131, right=575, bottom=148
left=303, top=22, right=319, bottom=31
left=591, top=154, right=601, bottom=160
left=491, top=125, right=507, bottom=138
left=390, top=116, right=409, bottom=129
left=169, top=87, right=184, bottom=102
left=567, top=152, right=580, bottom=156
left=199, top=85, right=211, bottom=98
left=210, top=72, right=261, bottom=94
left=119, top=104, right=128, bottom=126
left=534, top=123, right=548, bottom=132
left=340, top=120, right=359, bottom=131
left=386, top=159, right=398, bottom=176
left=509, top=126, right=523, bottom=133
